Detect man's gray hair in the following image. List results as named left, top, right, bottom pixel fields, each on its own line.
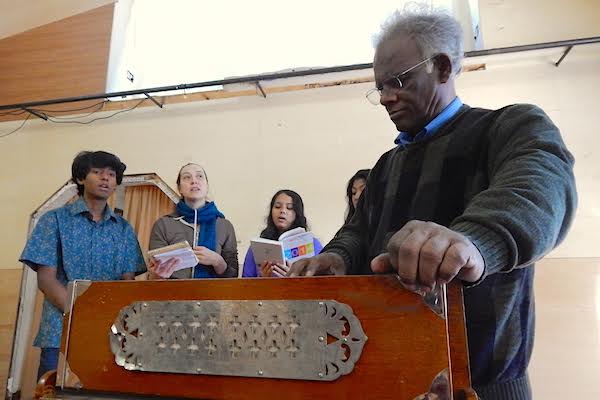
left=374, top=4, right=464, bottom=75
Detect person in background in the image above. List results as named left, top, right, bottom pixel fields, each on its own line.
left=345, top=169, right=370, bottom=224
left=242, top=189, right=323, bottom=277
left=148, top=163, right=238, bottom=279
left=289, top=6, right=576, bottom=399
left=20, top=151, right=145, bottom=379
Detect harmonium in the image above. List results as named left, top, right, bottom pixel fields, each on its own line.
left=37, top=275, right=478, bottom=399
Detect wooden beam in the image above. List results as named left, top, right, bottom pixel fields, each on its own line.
left=0, top=4, right=115, bottom=116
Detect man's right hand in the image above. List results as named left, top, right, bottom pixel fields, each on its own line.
left=148, top=257, right=179, bottom=279
left=287, top=253, right=347, bottom=277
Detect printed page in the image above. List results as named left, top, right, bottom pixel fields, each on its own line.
left=281, top=231, right=315, bottom=263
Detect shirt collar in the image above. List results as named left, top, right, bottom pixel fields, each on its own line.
left=69, top=196, right=116, bottom=222
left=394, top=97, right=463, bottom=146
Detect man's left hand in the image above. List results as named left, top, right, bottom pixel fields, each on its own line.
left=370, top=220, right=484, bottom=291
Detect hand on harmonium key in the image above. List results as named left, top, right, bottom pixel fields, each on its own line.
left=371, top=220, right=485, bottom=293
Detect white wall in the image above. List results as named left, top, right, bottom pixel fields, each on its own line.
left=479, top=0, right=600, bottom=48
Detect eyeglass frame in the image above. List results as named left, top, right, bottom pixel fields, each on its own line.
left=365, top=56, right=434, bottom=105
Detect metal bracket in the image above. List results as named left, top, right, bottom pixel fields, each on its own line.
left=255, top=81, right=267, bottom=98
left=60, top=280, right=92, bottom=389
left=109, top=300, right=368, bottom=381
left=413, top=369, right=450, bottom=400
left=422, top=283, right=447, bottom=319
left=57, top=353, right=82, bottom=390
left=64, top=280, right=92, bottom=313
left=396, top=276, right=447, bottom=320
left=143, top=92, right=163, bottom=108
left=20, top=107, right=48, bottom=120
left=555, top=45, right=573, bottom=67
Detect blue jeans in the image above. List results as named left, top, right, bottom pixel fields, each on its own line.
left=37, top=347, right=59, bottom=380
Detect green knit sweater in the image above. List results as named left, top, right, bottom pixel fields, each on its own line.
left=323, top=104, right=577, bottom=400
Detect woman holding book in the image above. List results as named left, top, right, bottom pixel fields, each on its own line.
left=242, top=189, right=323, bottom=277
left=147, top=163, right=238, bottom=279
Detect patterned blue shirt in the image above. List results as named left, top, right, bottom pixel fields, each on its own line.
left=20, top=197, right=145, bottom=348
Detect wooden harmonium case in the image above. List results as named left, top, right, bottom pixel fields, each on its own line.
left=55, top=276, right=476, bottom=399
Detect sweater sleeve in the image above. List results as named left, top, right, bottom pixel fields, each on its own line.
left=320, top=154, right=391, bottom=274
left=242, top=248, right=258, bottom=277
left=148, top=217, right=170, bottom=251
left=450, top=104, right=577, bottom=279
left=218, top=219, right=239, bottom=278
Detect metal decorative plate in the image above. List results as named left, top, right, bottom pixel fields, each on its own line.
left=109, top=300, right=367, bottom=381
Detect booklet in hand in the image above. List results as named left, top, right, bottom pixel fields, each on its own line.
left=147, top=241, right=199, bottom=272
left=250, top=227, right=315, bottom=266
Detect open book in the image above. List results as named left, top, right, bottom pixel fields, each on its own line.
left=250, top=227, right=315, bottom=266
left=147, top=241, right=199, bottom=272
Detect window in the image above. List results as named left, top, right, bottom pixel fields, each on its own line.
left=106, top=0, right=481, bottom=93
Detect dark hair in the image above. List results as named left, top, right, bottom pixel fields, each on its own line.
left=345, top=169, right=370, bottom=224
left=71, top=151, right=126, bottom=196
left=176, top=163, right=209, bottom=187
left=260, top=189, right=308, bottom=240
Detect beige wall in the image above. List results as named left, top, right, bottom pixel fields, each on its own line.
left=479, top=0, right=600, bottom=47
left=530, top=258, right=600, bottom=399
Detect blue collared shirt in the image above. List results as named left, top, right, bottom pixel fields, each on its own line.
left=20, top=197, right=145, bottom=348
left=395, top=97, right=463, bottom=146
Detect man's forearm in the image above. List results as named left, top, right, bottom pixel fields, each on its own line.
left=38, top=279, right=68, bottom=313
left=322, top=229, right=364, bottom=274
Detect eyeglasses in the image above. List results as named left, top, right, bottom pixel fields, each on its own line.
left=365, top=57, right=433, bottom=105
